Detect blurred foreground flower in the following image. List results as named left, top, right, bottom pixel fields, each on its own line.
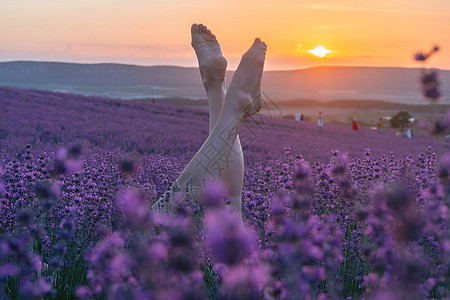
left=418, top=110, right=450, bottom=135
left=420, top=69, right=441, bottom=102
left=414, top=45, right=439, bottom=63
left=206, top=209, right=256, bottom=266
left=414, top=45, right=442, bottom=103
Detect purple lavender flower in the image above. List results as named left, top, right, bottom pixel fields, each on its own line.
left=421, top=70, right=438, bottom=85
left=203, top=180, right=228, bottom=209
left=414, top=52, right=427, bottom=61
left=205, top=209, right=256, bottom=266
left=415, top=46, right=443, bottom=103
left=423, top=85, right=441, bottom=100
left=119, top=158, right=137, bottom=174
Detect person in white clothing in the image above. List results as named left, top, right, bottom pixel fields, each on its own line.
left=318, top=112, right=323, bottom=132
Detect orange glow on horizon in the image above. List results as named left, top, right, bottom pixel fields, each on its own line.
left=1, top=0, right=449, bottom=70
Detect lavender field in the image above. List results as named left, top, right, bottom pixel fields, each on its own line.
left=1, top=86, right=449, bottom=299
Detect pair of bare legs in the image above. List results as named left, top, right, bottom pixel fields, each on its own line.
left=152, top=24, right=266, bottom=225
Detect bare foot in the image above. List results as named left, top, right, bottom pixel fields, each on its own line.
left=191, top=24, right=228, bottom=86
left=225, top=38, right=267, bottom=118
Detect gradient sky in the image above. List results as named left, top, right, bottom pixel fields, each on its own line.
left=1, top=0, right=450, bottom=70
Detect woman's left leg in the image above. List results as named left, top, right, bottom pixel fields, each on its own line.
left=190, top=23, right=245, bottom=222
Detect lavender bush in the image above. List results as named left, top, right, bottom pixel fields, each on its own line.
left=0, top=87, right=449, bottom=299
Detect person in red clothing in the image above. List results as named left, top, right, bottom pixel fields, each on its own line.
left=352, top=117, right=359, bottom=130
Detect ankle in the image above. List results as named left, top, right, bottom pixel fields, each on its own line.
left=203, top=76, right=224, bottom=90
left=222, top=100, right=245, bottom=121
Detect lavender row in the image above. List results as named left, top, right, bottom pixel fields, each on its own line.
left=2, top=86, right=448, bottom=164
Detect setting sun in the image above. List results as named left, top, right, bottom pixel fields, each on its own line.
left=308, top=46, right=332, bottom=58
left=1, top=0, right=450, bottom=69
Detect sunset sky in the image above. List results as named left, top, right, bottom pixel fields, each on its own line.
left=1, top=0, right=449, bottom=70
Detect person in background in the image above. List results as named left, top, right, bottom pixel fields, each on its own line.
left=406, top=123, right=412, bottom=138
left=377, top=117, right=383, bottom=133
left=352, top=117, right=359, bottom=131
left=318, top=112, right=323, bottom=132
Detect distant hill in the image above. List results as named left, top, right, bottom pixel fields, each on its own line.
left=0, top=61, right=449, bottom=104
left=263, top=67, right=450, bottom=104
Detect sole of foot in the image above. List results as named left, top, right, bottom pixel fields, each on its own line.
left=226, top=38, right=267, bottom=118
left=191, top=23, right=228, bottom=84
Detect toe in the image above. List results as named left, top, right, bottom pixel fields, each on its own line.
left=191, top=24, right=199, bottom=34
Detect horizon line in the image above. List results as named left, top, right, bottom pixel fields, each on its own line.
left=1, top=59, right=449, bottom=72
